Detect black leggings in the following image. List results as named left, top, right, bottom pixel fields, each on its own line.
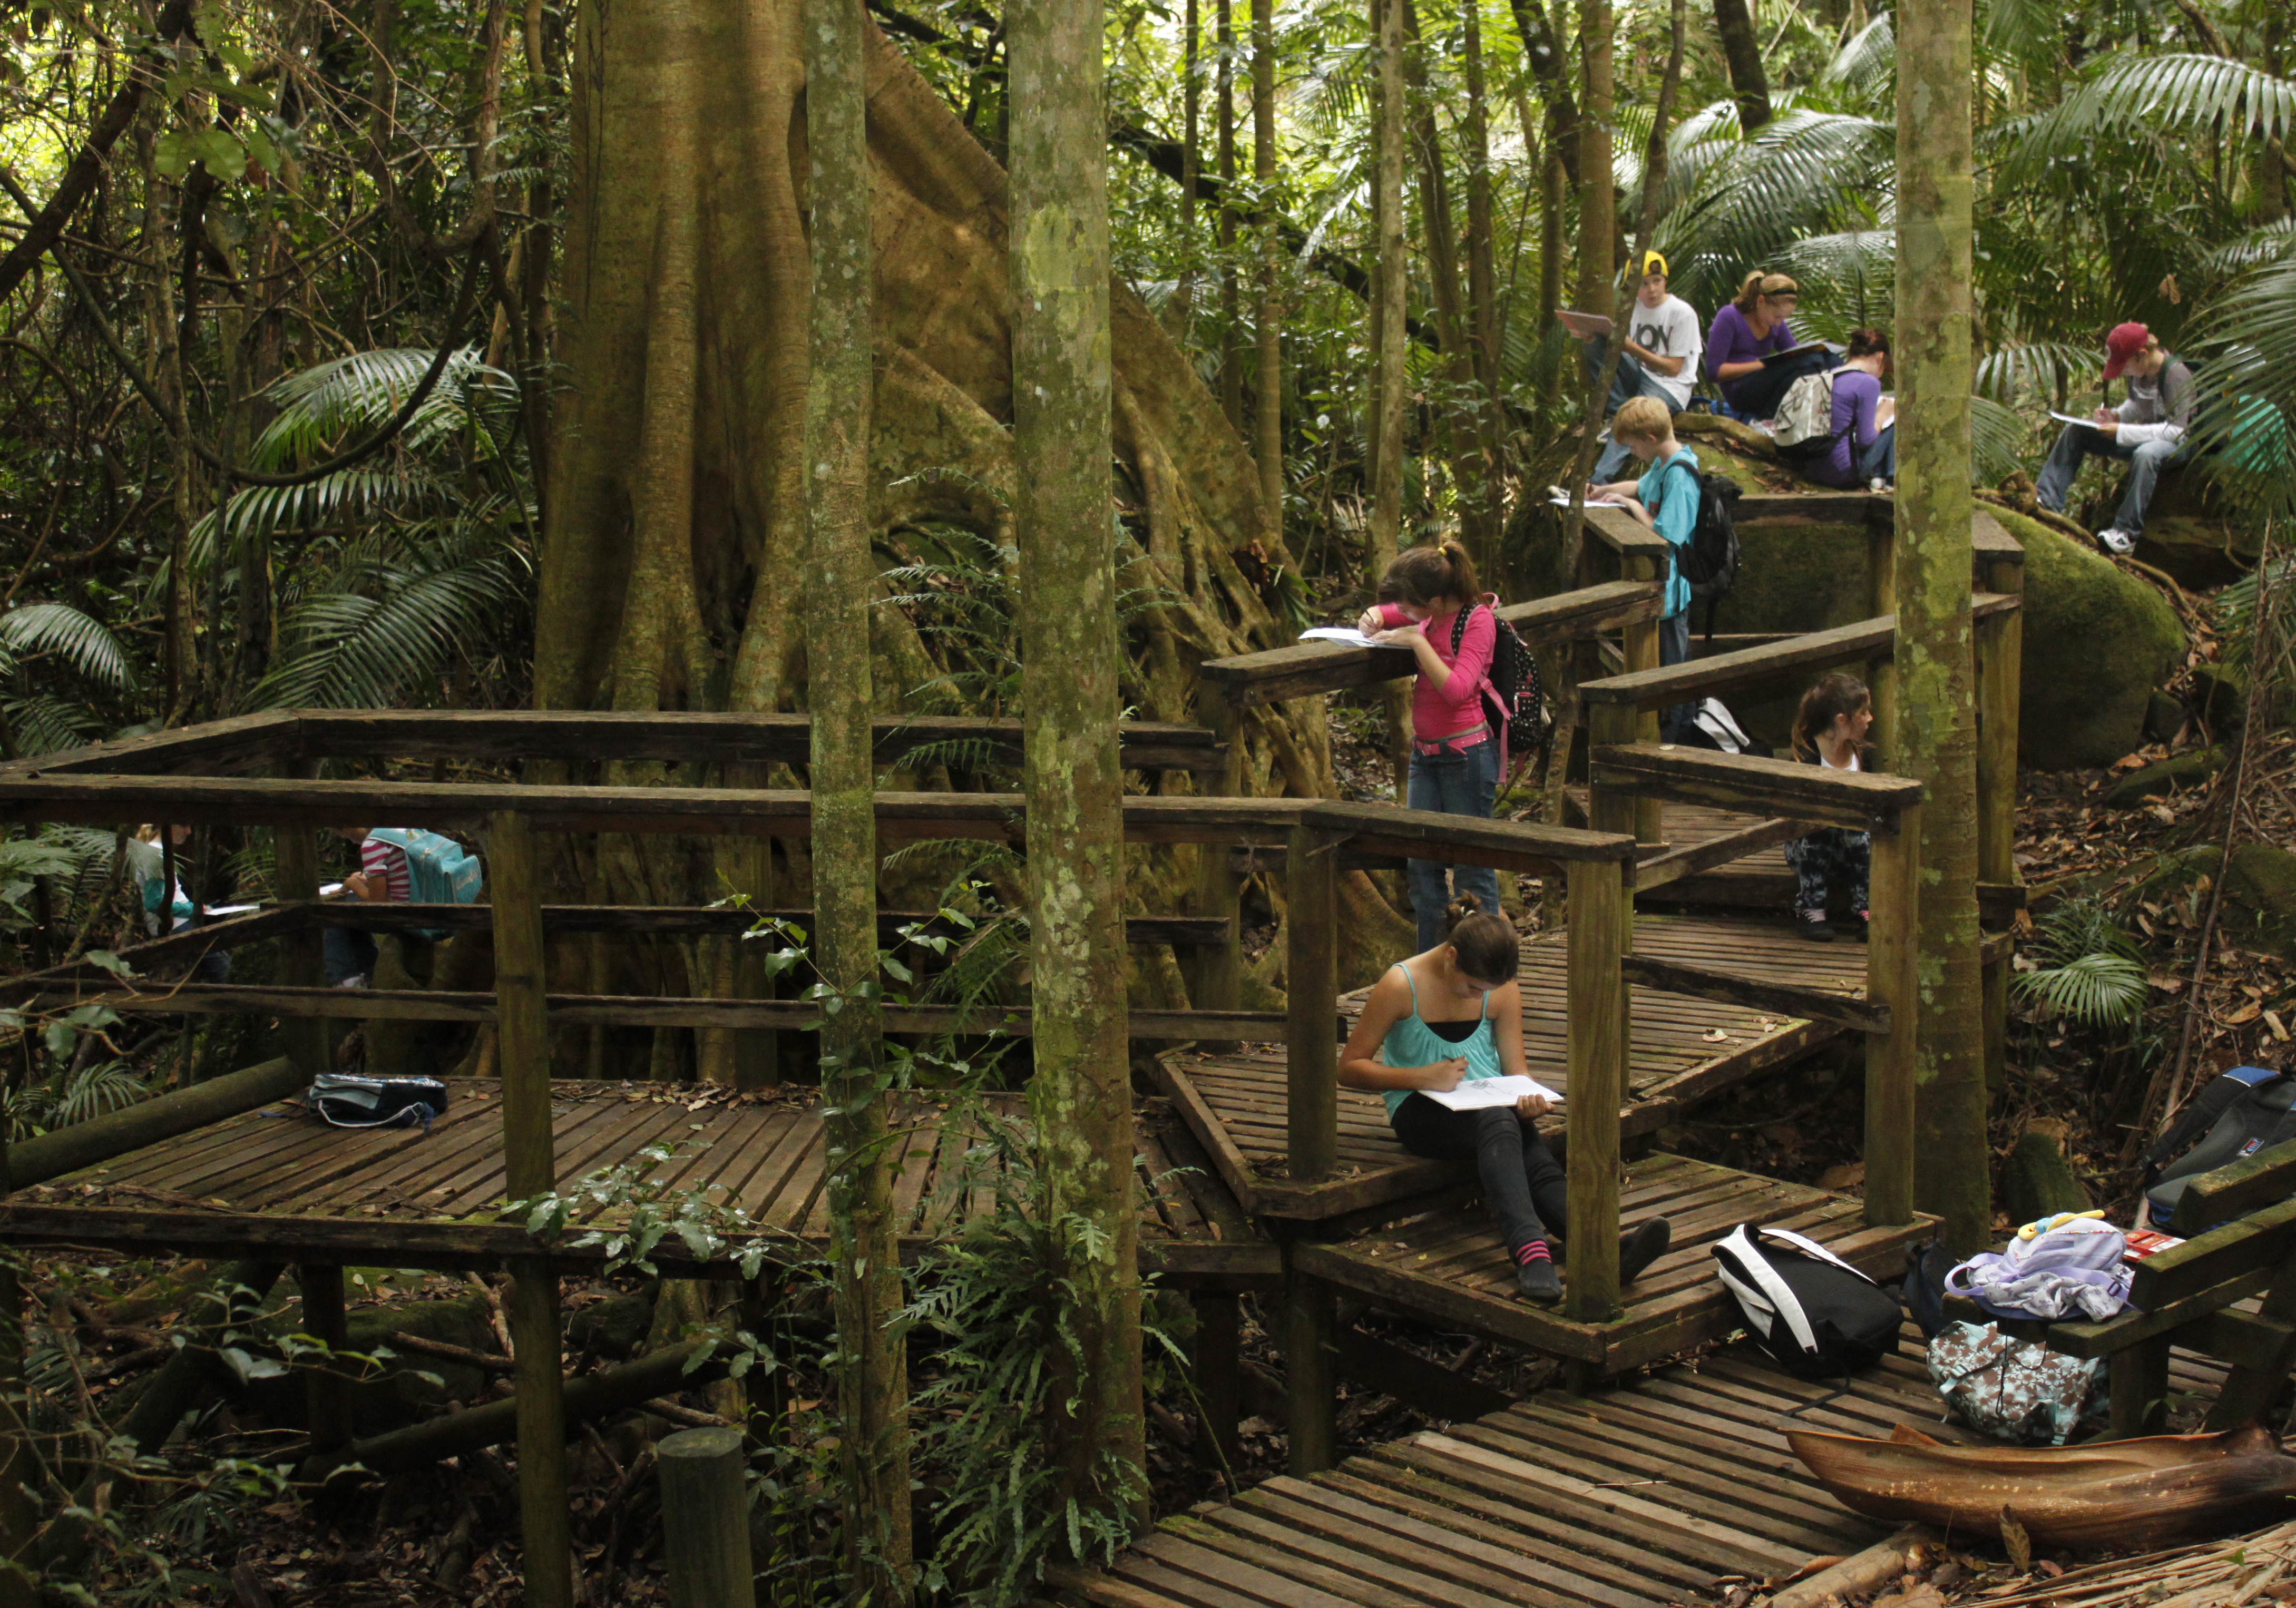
left=1391, top=1094, right=1567, bottom=1253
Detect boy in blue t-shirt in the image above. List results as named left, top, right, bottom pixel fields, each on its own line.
left=1591, top=395, right=1702, bottom=743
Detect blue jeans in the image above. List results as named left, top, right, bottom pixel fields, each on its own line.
left=1407, top=736, right=1503, bottom=953
left=1583, top=339, right=1680, bottom=483
left=1855, top=426, right=1896, bottom=484
left=1660, top=610, right=1693, bottom=745
left=325, top=926, right=378, bottom=986
left=2034, top=424, right=2187, bottom=536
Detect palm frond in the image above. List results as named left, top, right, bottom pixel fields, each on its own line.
left=1994, top=54, right=2296, bottom=189
left=251, top=348, right=515, bottom=471
left=0, top=602, right=140, bottom=692
left=1969, top=396, right=2030, bottom=487
left=2014, top=953, right=2148, bottom=1028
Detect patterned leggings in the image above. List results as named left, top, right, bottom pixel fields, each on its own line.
left=1785, top=827, right=1870, bottom=917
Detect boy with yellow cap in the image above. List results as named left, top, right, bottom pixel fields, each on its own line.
left=1585, top=252, right=1704, bottom=482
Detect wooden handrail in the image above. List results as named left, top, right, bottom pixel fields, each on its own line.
left=1633, top=817, right=1816, bottom=889
left=1618, top=954, right=1889, bottom=1033
left=1578, top=593, right=2023, bottom=712
left=0, top=710, right=301, bottom=779
left=1196, top=580, right=1662, bottom=708
left=1589, top=743, right=1924, bottom=833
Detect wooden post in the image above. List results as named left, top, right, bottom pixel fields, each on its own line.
left=1285, top=823, right=1338, bottom=1184
left=0, top=1121, right=30, bottom=1608
left=2108, top=1337, right=2171, bottom=1439
left=1565, top=857, right=1625, bottom=1325
left=299, top=1264, right=354, bottom=1455
left=1620, top=557, right=1664, bottom=847
left=657, top=1426, right=756, bottom=1608
left=1585, top=705, right=1639, bottom=1095
left=1865, top=515, right=1898, bottom=766
left=1190, top=1291, right=1242, bottom=1475
left=1283, top=1257, right=1337, bottom=1475
left=1193, top=690, right=1245, bottom=1016
left=1975, top=560, right=2022, bottom=1097
left=1863, top=802, right=1921, bottom=1227
left=271, top=771, right=327, bottom=1077
left=489, top=811, right=573, bottom=1608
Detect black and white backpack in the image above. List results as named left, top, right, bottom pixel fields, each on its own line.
left=1712, top=1223, right=1901, bottom=1378
left=1450, top=597, right=1552, bottom=773
left=2142, top=1064, right=2296, bottom=1228
left=307, top=1073, right=450, bottom=1132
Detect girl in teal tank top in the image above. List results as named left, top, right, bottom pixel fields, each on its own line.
left=1337, top=895, right=1673, bottom=1306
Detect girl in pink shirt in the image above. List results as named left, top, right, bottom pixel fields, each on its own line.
left=1355, top=541, right=1505, bottom=950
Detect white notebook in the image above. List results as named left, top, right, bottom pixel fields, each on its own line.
left=1298, top=626, right=1379, bottom=647
left=1420, top=1074, right=1565, bottom=1111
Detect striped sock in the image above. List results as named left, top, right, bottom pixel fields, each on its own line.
left=1514, top=1240, right=1552, bottom=1266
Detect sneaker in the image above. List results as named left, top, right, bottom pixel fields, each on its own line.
left=335, top=973, right=370, bottom=989
left=1516, top=1240, right=1562, bottom=1305
left=1868, top=477, right=1893, bottom=494
left=1794, top=909, right=1835, bottom=943
left=2097, top=527, right=2137, bottom=555
left=1835, top=909, right=1871, bottom=942
left=1619, top=1218, right=1673, bottom=1285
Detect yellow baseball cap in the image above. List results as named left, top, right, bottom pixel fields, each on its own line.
left=1642, top=251, right=1669, bottom=278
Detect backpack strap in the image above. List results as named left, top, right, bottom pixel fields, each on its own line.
left=1712, top=1224, right=1823, bottom=1359
left=2143, top=1068, right=2285, bottom=1177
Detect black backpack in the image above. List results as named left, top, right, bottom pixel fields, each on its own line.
left=1712, top=1223, right=1901, bottom=1379
left=307, top=1073, right=451, bottom=1133
left=1654, top=459, right=1743, bottom=640
left=2142, top=1065, right=2296, bottom=1229
left=1450, top=600, right=1551, bottom=772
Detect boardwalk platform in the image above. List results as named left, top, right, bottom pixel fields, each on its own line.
left=1069, top=1331, right=2235, bottom=1608
left=1153, top=912, right=1859, bottom=1221
left=0, top=1080, right=1278, bottom=1287
left=1295, top=1154, right=1932, bottom=1375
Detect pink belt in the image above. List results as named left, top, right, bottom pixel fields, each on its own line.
left=1413, top=723, right=1491, bottom=757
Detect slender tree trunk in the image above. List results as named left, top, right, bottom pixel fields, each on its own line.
left=1576, top=0, right=1615, bottom=311
left=1400, top=0, right=1482, bottom=570
left=1009, top=0, right=1146, bottom=1525
left=1460, top=0, right=1506, bottom=571
left=1252, top=0, right=1283, bottom=537
left=1540, top=144, right=1567, bottom=330
left=1217, top=0, right=1242, bottom=432
left=1711, top=0, right=1772, bottom=132
left=1370, top=0, right=1411, bottom=798
left=1897, top=0, right=1988, bottom=1252
left=1175, top=0, right=1201, bottom=331
left=805, top=0, right=912, bottom=1593
left=139, top=114, right=198, bottom=725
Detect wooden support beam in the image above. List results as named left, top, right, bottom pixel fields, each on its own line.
left=1190, top=1291, right=1243, bottom=1474
left=1633, top=817, right=1814, bottom=890
left=1864, top=803, right=1920, bottom=1227
left=1332, top=1326, right=1513, bottom=1420
left=1285, top=825, right=1338, bottom=1184
left=507, top=1262, right=573, bottom=1608
left=1621, top=555, right=1664, bottom=847
left=1975, top=553, right=2023, bottom=1096
left=0, top=710, right=300, bottom=779
left=271, top=762, right=328, bottom=1076
left=2108, top=1338, right=2171, bottom=1439
left=1590, top=743, right=1922, bottom=834
left=299, top=1265, right=354, bottom=1455
left=657, top=1428, right=756, bottom=1608
left=1619, top=954, right=1889, bottom=1033
left=490, top=813, right=553, bottom=1202
left=1865, top=517, right=1898, bottom=766
left=1283, top=1261, right=1337, bottom=1475
left=1564, top=858, right=1625, bottom=1323
left=309, top=901, right=1231, bottom=949
left=1191, top=688, right=1246, bottom=1017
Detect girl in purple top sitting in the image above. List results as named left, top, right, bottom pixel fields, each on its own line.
left=1801, top=329, right=1897, bottom=491
left=1705, top=271, right=1834, bottom=420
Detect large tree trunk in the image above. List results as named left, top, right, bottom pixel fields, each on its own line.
left=1711, top=0, right=1773, bottom=132
left=1253, top=0, right=1283, bottom=537
left=1896, top=0, right=1988, bottom=1252
left=1009, top=0, right=1146, bottom=1523
left=1370, top=0, right=1411, bottom=797
left=1575, top=0, right=1615, bottom=312
left=1459, top=0, right=1507, bottom=574
left=806, top=0, right=911, bottom=1594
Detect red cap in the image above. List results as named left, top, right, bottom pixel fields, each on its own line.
left=2102, top=322, right=2150, bottom=381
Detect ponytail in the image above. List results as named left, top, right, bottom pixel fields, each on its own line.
left=1443, top=894, right=1519, bottom=984
left=1380, top=541, right=1481, bottom=613
left=1792, top=671, right=1872, bottom=760
left=1733, top=270, right=1799, bottom=315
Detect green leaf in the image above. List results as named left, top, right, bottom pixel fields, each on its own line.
left=152, top=130, right=194, bottom=180
left=83, top=950, right=131, bottom=979
left=189, top=129, right=246, bottom=181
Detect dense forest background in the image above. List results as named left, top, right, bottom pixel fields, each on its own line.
left=0, top=0, right=2293, bottom=1601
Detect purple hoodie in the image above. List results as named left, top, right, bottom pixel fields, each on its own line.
left=1705, top=302, right=1794, bottom=402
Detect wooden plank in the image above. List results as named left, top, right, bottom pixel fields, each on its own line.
left=1175, top=1507, right=1511, bottom=1608
left=1304, top=799, right=1636, bottom=869
left=1332, top=1327, right=1514, bottom=1423
left=1589, top=745, right=1920, bottom=834
left=1566, top=859, right=1625, bottom=1324
left=311, top=902, right=1229, bottom=949
left=2133, top=1195, right=2296, bottom=1310
left=1970, top=508, right=2026, bottom=564
left=1286, top=825, right=1339, bottom=1184
left=1618, top=954, right=1888, bottom=1034
left=0, top=904, right=305, bottom=1003
left=2172, top=1139, right=2296, bottom=1237
left=0, top=711, right=300, bottom=777
left=1634, top=819, right=1813, bottom=891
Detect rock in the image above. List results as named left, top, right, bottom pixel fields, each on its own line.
left=570, top=1286, right=658, bottom=1361
left=2190, top=662, right=2248, bottom=734
left=1994, top=509, right=2187, bottom=770
left=2101, top=747, right=2225, bottom=808
left=2144, top=690, right=2186, bottom=744
left=2126, top=471, right=2266, bottom=590
left=2222, top=844, right=2296, bottom=960
left=2003, top=1121, right=2092, bottom=1227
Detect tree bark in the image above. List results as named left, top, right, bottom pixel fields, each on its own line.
left=1370, top=0, right=1411, bottom=797
left=1576, top=0, right=1615, bottom=311
left=1009, top=0, right=1147, bottom=1528
left=1711, top=0, right=1773, bottom=132
left=1896, top=0, right=1988, bottom=1252
left=1401, top=0, right=1484, bottom=568
left=1217, top=0, right=1243, bottom=433
left=806, top=0, right=912, bottom=1594
left=1252, top=0, right=1283, bottom=539
left=1460, top=0, right=1506, bottom=572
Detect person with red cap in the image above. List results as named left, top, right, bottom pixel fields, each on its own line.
left=2034, top=321, right=2195, bottom=555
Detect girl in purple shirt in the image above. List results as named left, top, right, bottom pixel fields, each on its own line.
left=1705, top=271, right=1835, bottom=420
left=1802, top=329, right=1896, bottom=490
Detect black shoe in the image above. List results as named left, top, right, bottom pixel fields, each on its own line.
left=1516, top=1246, right=1562, bottom=1305
left=1794, top=910, right=1835, bottom=943
left=1834, top=909, right=1870, bottom=943
left=1619, top=1218, right=1672, bottom=1286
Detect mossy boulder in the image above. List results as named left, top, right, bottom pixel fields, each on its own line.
left=2102, top=747, right=2226, bottom=808
left=2223, top=844, right=2296, bottom=960
left=2002, top=1121, right=2093, bottom=1227
left=1995, top=509, right=2186, bottom=770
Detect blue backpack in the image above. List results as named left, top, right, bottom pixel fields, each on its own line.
left=366, top=828, right=483, bottom=938
left=2143, top=1065, right=2295, bottom=1228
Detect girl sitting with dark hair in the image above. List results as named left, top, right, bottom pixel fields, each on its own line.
left=1338, top=894, right=1674, bottom=1305
left=1786, top=672, right=1875, bottom=942
left=1800, top=328, right=1897, bottom=492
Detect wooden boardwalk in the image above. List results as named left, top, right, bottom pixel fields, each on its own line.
left=1154, top=911, right=1857, bottom=1220
left=1070, top=1330, right=2235, bottom=1608
left=0, top=1080, right=1276, bottom=1285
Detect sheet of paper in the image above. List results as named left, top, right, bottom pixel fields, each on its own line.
left=2048, top=409, right=2110, bottom=428
left=1556, top=309, right=1613, bottom=338
left=319, top=881, right=345, bottom=898
left=1762, top=341, right=1835, bottom=365
left=1548, top=486, right=1619, bottom=507
left=1419, top=1074, right=1564, bottom=1112
left=1298, top=626, right=1379, bottom=648
left=202, top=902, right=261, bottom=916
